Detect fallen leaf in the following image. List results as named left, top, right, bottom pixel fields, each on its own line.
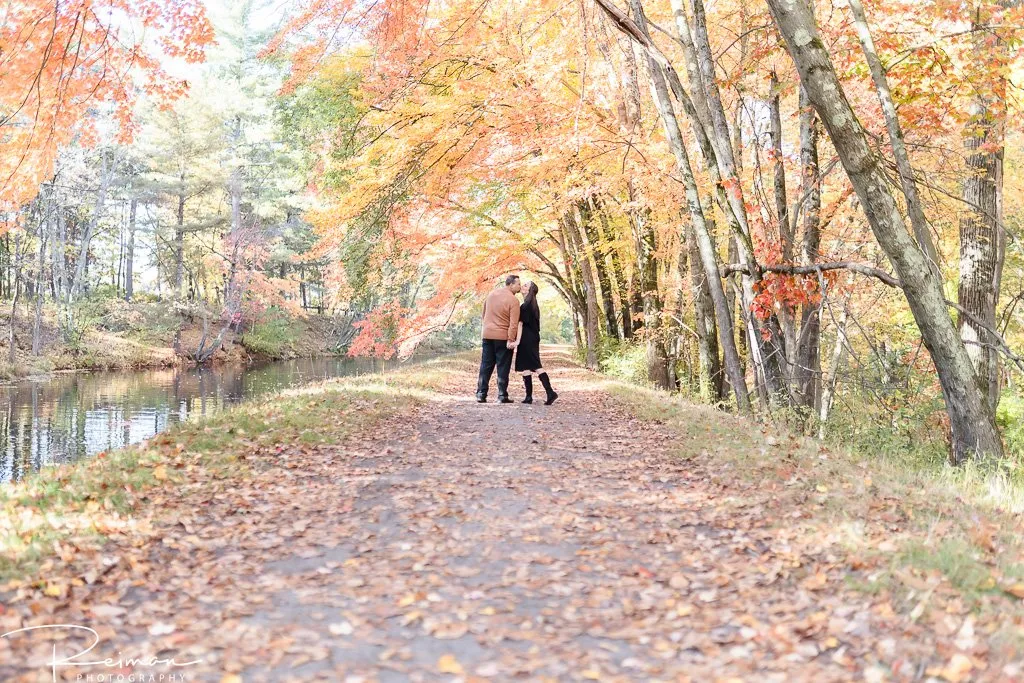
left=668, top=574, right=690, bottom=590
left=328, top=621, right=354, bottom=636
left=148, top=622, right=175, bottom=636
left=438, top=654, right=464, bottom=675
left=431, top=622, right=469, bottom=640
left=1004, top=583, right=1024, bottom=599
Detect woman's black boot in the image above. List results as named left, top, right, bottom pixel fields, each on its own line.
left=522, top=375, right=533, bottom=403
left=539, top=372, right=558, bottom=405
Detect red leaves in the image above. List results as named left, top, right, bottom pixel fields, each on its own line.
left=750, top=271, right=829, bottom=321
left=348, top=302, right=410, bottom=358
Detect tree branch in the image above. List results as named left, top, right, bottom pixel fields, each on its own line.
left=722, top=261, right=902, bottom=288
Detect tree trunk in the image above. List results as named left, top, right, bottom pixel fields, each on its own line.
left=32, top=212, right=49, bottom=356
left=125, top=198, right=136, bottom=302
left=847, top=0, right=940, bottom=267
left=766, top=0, right=1003, bottom=462
left=563, top=209, right=599, bottom=370
left=594, top=199, right=629, bottom=340
left=53, top=210, right=66, bottom=302
left=628, top=201, right=671, bottom=389
left=769, top=70, right=798, bottom=391
left=626, top=0, right=750, bottom=410
left=956, top=3, right=1011, bottom=415
left=175, top=184, right=186, bottom=300
left=587, top=198, right=621, bottom=340
left=655, top=0, right=787, bottom=401
left=8, top=233, right=23, bottom=364
left=794, top=85, right=823, bottom=411
left=0, top=233, right=8, bottom=299
left=818, top=302, right=849, bottom=439
left=687, top=221, right=724, bottom=401
left=687, top=0, right=789, bottom=402
left=68, top=151, right=112, bottom=303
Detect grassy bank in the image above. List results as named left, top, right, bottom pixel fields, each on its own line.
left=603, top=379, right=1024, bottom=653
left=0, top=299, right=350, bottom=381
left=0, top=356, right=468, bottom=585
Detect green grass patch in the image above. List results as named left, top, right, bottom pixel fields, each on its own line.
left=896, top=538, right=995, bottom=599
left=242, top=308, right=302, bottom=357
left=603, top=380, right=766, bottom=467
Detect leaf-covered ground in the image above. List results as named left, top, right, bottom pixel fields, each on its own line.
left=1, top=352, right=1022, bottom=681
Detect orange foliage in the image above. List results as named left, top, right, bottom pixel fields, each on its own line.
left=0, top=0, right=213, bottom=219
left=273, top=0, right=1024, bottom=355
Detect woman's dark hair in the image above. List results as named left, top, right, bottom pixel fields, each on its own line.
left=523, top=281, right=540, bottom=319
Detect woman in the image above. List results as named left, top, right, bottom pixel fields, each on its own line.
left=514, top=281, right=558, bottom=405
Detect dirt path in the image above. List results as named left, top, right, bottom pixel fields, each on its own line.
left=0, top=355, right=988, bottom=681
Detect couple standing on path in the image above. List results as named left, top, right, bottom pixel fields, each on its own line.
left=476, top=274, right=558, bottom=405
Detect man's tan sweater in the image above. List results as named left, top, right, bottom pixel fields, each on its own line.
left=482, top=287, right=521, bottom=342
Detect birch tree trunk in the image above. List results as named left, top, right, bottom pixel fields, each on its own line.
left=818, top=303, right=849, bottom=439
left=125, top=198, right=137, bottom=302
left=687, top=220, right=724, bottom=402
left=624, top=0, right=750, bottom=410
left=766, top=0, right=1003, bottom=462
left=847, top=0, right=940, bottom=268
left=8, top=233, right=23, bottom=365
left=586, top=198, right=621, bottom=340
left=68, top=151, right=112, bottom=304
left=794, top=84, right=823, bottom=410
left=32, top=211, right=50, bottom=356
left=563, top=209, right=600, bottom=370
left=175, top=182, right=186, bottom=300
left=956, top=2, right=1013, bottom=414
left=770, top=71, right=798, bottom=386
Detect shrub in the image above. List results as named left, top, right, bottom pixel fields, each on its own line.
left=597, top=337, right=649, bottom=386
left=242, top=310, right=300, bottom=357
left=998, top=393, right=1024, bottom=456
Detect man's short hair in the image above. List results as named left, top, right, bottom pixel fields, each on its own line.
left=505, top=274, right=520, bottom=286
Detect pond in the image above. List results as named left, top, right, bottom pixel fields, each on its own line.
left=0, top=356, right=394, bottom=482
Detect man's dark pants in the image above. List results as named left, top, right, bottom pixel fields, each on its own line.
left=477, top=339, right=513, bottom=400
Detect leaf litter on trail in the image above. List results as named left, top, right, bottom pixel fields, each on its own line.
left=1, top=361, right=1023, bottom=680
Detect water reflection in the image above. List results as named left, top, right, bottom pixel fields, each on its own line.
left=0, top=357, right=387, bottom=482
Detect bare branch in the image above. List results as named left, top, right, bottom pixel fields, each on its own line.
left=722, top=261, right=902, bottom=288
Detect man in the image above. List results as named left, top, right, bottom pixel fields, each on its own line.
left=477, top=274, right=522, bottom=403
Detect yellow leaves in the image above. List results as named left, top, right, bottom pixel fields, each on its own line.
left=397, top=591, right=425, bottom=607
left=42, top=582, right=66, bottom=598
left=674, top=603, right=694, bottom=617
left=1003, top=582, right=1024, bottom=599
left=153, top=465, right=168, bottom=481
left=927, top=653, right=976, bottom=682
left=437, top=654, right=464, bottom=675
left=220, top=675, right=243, bottom=683
left=401, top=610, right=424, bottom=626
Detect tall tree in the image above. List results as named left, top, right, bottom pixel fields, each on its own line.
left=766, top=0, right=1004, bottom=462
left=956, top=0, right=1017, bottom=414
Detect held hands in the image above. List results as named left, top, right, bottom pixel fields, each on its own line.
left=507, top=340, right=518, bottom=350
